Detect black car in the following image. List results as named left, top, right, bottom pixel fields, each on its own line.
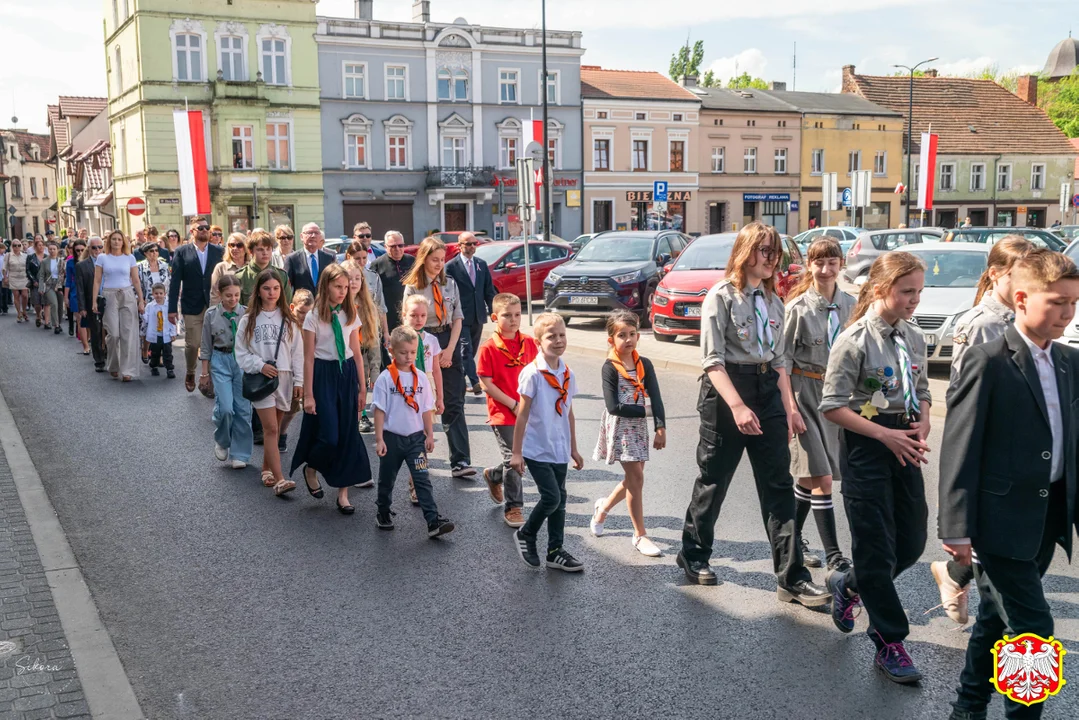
left=543, top=230, right=690, bottom=325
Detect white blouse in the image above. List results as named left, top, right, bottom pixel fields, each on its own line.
left=303, top=309, right=362, bottom=361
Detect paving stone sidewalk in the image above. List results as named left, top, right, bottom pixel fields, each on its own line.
left=0, top=447, right=90, bottom=720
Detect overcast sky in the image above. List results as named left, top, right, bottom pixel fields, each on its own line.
left=1, top=0, right=1074, bottom=135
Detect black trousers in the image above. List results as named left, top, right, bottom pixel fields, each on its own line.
left=460, top=322, right=483, bottom=385
left=88, top=305, right=106, bottom=369
left=0, top=286, right=9, bottom=313
left=953, top=480, right=1067, bottom=719
left=839, top=419, right=928, bottom=645
left=433, top=326, right=471, bottom=468
left=377, top=431, right=439, bottom=525
left=149, top=339, right=174, bottom=370
left=681, top=368, right=810, bottom=587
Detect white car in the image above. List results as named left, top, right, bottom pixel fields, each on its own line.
left=1060, top=240, right=1079, bottom=348
left=903, top=245, right=990, bottom=364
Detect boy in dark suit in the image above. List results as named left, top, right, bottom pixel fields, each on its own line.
left=940, top=249, right=1079, bottom=720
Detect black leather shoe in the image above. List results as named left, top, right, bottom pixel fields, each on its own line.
left=336, top=499, right=355, bottom=515
left=676, top=551, right=718, bottom=585
left=947, top=709, right=987, bottom=720
left=777, top=579, right=831, bottom=607
left=801, top=538, right=822, bottom=568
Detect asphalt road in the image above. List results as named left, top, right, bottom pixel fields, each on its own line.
left=2, top=318, right=1078, bottom=719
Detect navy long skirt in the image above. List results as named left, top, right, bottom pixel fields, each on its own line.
left=290, top=357, right=372, bottom=488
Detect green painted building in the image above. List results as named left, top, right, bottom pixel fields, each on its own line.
left=104, top=0, right=323, bottom=237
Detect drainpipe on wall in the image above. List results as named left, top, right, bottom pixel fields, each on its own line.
left=992, top=154, right=1001, bottom=226
left=579, top=96, right=585, bottom=234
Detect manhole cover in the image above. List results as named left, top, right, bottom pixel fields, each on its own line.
left=0, top=641, right=18, bottom=657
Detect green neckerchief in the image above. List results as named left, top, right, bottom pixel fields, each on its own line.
left=221, top=308, right=239, bottom=339
left=330, top=306, right=346, bottom=370
left=416, top=332, right=426, bottom=372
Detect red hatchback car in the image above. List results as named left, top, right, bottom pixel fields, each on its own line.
left=651, top=232, right=804, bottom=341
left=473, top=241, right=572, bottom=300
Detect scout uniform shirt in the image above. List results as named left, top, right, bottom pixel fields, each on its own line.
left=700, top=279, right=788, bottom=370
left=782, top=287, right=856, bottom=376
left=199, top=303, right=246, bottom=360
left=403, top=276, right=464, bottom=330
left=820, top=308, right=932, bottom=418
left=949, top=294, right=1014, bottom=385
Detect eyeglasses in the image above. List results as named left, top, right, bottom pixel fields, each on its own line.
left=757, top=246, right=777, bottom=259
left=144, top=247, right=158, bottom=253
left=212, top=232, right=223, bottom=237
left=90, top=245, right=103, bottom=250
left=196, top=225, right=210, bottom=232
left=385, top=243, right=403, bottom=249
left=280, top=235, right=294, bottom=241
left=356, top=233, right=372, bottom=239
left=228, top=243, right=245, bottom=248
left=302, top=230, right=320, bottom=236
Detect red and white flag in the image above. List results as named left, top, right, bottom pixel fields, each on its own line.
left=522, top=116, right=545, bottom=203
left=173, top=109, right=211, bottom=217
left=917, top=132, right=938, bottom=211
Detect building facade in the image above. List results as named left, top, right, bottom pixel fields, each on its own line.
left=581, top=67, right=701, bottom=235
left=316, top=1, right=584, bottom=241
left=844, top=66, right=1078, bottom=228
left=47, top=98, right=115, bottom=237
left=104, top=0, right=324, bottom=238
left=0, top=130, right=55, bottom=239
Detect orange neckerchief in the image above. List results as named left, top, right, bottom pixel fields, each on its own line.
left=388, top=363, right=420, bottom=412
left=608, top=349, right=647, bottom=402
left=493, top=331, right=528, bottom=367
left=431, top=282, right=446, bottom=324
left=538, top=359, right=571, bottom=416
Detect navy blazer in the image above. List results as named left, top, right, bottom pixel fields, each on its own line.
left=445, top=253, right=496, bottom=327
left=167, top=242, right=224, bottom=316
left=284, top=249, right=336, bottom=294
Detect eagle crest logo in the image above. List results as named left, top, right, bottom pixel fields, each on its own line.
left=991, top=633, right=1066, bottom=706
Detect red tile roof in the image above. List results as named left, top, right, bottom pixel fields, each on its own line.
left=845, top=71, right=1076, bottom=155
left=5, top=131, right=50, bottom=162
left=57, top=96, right=107, bottom=119
left=581, top=67, right=698, bottom=102
left=46, top=105, right=68, bottom=151
left=1072, top=139, right=1079, bottom=179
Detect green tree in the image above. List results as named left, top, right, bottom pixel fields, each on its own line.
left=1041, top=72, right=1079, bottom=138
left=701, top=70, right=718, bottom=88
left=669, top=40, right=705, bottom=82
left=727, top=72, right=769, bottom=90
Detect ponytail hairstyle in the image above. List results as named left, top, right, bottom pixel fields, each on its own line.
left=785, top=237, right=843, bottom=304
left=973, top=235, right=1034, bottom=305
left=725, top=221, right=781, bottom=297
left=849, top=251, right=927, bottom=325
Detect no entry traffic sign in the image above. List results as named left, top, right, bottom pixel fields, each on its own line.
left=127, top=197, right=146, bottom=216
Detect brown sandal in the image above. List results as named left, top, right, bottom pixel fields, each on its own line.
left=261, top=471, right=276, bottom=487
left=273, top=478, right=297, bottom=496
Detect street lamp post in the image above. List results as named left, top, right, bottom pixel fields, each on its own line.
left=893, top=57, right=938, bottom=227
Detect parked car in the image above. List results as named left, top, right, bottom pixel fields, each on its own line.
left=941, top=227, right=1065, bottom=251
left=543, top=230, right=691, bottom=326
left=569, top=233, right=597, bottom=255
left=507, top=233, right=569, bottom=245
left=794, top=226, right=865, bottom=255
left=472, top=241, right=571, bottom=300
left=902, top=244, right=990, bottom=364
left=843, top=228, right=944, bottom=284
left=652, top=233, right=736, bottom=341
left=402, top=231, right=491, bottom=261
left=1059, top=239, right=1079, bottom=348
left=1052, top=225, right=1079, bottom=242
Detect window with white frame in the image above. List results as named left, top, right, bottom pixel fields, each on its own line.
left=500, top=136, right=518, bottom=169
left=42, top=178, right=49, bottom=199
left=997, top=163, right=1012, bottom=191
left=266, top=122, right=290, bottom=170
left=940, top=163, right=955, bottom=191
left=874, top=151, right=887, bottom=175
left=261, top=37, right=287, bottom=85
left=437, top=69, right=469, bottom=101
left=632, top=139, right=648, bottom=171
left=670, top=140, right=685, bottom=172
left=388, top=135, right=408, bottom=169
left=774, top=148, right=787, bottom=174
left=712, top=147, right=725, bottom=173
left=115, top=127, right=126, bottom=176
left=594, top=138, right=611, bottom=170
left=848, top=150, right=861, bottom=174
left=744, top=147, right=757, bottom=174
left=219, top=36, right=244, bottom=81
left=343, top=114, right=372, bottom=169
left=114, top=46, right=123, bottom=93
left=232, top=126, right=254, bottom=169
left=971, top=163, right=986, bottom=191
left=437, top=69, right=451, bottom=100
left=541, top=71, right=559, bottom=105
left=30, top=178, right=37, bottom=198
left=386, top=65, right=406, bottom=100
left=175, top=33, right=202, bottom=82
left=548, top=137, right=561, bottom=169
left=442, top=136, right=467, bottom=167
left=1031, top=163, right=1046, bottom=191
left=811, top=148, right=824, bottom=175
left=344, top=63, right=365, bottom=99
left=499, top=70, right=519, bottom=104
left=454, top=70, right=469, bottom=101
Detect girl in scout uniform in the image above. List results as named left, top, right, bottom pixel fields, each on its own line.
left=782, top=238, right=854, bottom=573
left=930, top=235, right=1033, bottom=625
left=677, top=222, right=828, bottom=609
left=820, top=251, right=932, bottom=685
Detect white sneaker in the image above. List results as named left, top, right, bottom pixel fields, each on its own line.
left=930, top=560, right=970, bottom=624
left=589, top=499, right=605, bottom=537
left=214, top=443, right=228, bottom=461
left=633, top=535, right=662, bottom=557
left=230, top=459, right=247, bottom=469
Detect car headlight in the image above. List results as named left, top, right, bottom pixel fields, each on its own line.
left=654, top=294, right=669, bottom=307
left=544, top=269, right=563, bottom=285
left=612, top=271, right=641, bottom=285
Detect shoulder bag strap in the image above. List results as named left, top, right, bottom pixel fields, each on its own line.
left=272, top=318, right=286, bottom=362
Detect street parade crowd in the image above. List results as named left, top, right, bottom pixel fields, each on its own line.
left=2, top=218, right=1077, bottom=719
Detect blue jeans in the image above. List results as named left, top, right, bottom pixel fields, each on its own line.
left=210, top=350, right=253, bottom=462
left=521, top=459, right=568, bottom=553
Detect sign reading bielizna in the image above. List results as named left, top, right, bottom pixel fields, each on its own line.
left=626, top=191, right=692, bottom=202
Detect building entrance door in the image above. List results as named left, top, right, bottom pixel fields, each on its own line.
left=444, top=203, right=468, bottom=232
left=936, top=210, right=957, bottom=228
left=709, top=203, right=727, bottom=233
left=969, top=209, right=988, bottom=226
left=593, top=200, right=612, bottom=233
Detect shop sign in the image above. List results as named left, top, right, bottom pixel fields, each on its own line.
left=159, top=198, right=180, bottom=205
left=625, top=190, right=692, bottom=202
left=566, top=190, right=581, bottom=207
left=495, top=176, right=577, bottom=188
left=743, top=193, right=791, bottom=202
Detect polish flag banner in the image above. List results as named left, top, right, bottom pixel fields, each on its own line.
left=917, top=132, right=938, bottom=211
left=173, top=109, right=211, bottom=217
left=522, top=117, right=545, bottom=204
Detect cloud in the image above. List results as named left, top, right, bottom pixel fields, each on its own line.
left=706, top=49, right=768, bottom=82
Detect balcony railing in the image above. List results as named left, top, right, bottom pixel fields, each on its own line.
left=425, top=165, right=495, bottom=189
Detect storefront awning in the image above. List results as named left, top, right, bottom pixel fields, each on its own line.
left=85, top=186, right=113, bottom=208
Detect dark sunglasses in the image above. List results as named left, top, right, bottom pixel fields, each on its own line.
left=228, top=243, right=245, bottom=248
left=196, top=225, right=210, bottom=231
left=90, top=245, right=104, bottom=250
left=356, top=233, right=372, bottom=239
left=212, top=232, right=223, bottom=237
left=280, top=235, right=294, bottom=241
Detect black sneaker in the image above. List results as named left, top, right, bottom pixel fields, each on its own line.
left=150, top=367, right=160, bottom=376
left=427, top=515, right=455, bottom=538
left=826, top=570, right=860, bottom=634
left=874, top=640, right=923, bottom=684
left=166, top=369, right=176, bottom=379
left=801, top=537, right=822, bottom=568
left=513, top=529, right=540, bottom=569
left=358, top=415, right=374, bottom=434
left=545, top=548, right=584, bottom=573
left=375, top=509, right=396, bottom=530
left=827, top=555, right=853, bottom=574
left=278, top=433, right=288, bottom=453
left=676, top=551, right=718, bottom=585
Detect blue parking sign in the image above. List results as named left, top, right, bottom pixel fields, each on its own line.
left=653, top=181, right=668, bottom=202
left=841, top=188, right=853, bottom=208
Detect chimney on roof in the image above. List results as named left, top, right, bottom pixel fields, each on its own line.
left=681, top=74, right=698, bottom=88
left=355, top=0, right=373, bottom=20
left=924, top=69, right=939, bottom=78
left=770, top=81, right=787, bottom=91
left=841, top=64, right=857, bottom=94
left=412, top=0, right=430, bottom=23
left=1016, top=74, right=1038, bottom=105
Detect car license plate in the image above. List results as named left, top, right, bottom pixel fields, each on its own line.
left=684, top=305, right=701, bottom=317
left=569, top=296, right=598, bottom=305
left=925, top=334, right=937, bottom=346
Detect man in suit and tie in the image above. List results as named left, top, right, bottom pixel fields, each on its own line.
left=75, top=236, right=106, bottom=372
left=939, top=249, right=1079, bottom=720
left=284, top=222, right=335, bottom=295
left=168, top=217, right=225, bottom=392
left=446, top=231, right=496, bottom=394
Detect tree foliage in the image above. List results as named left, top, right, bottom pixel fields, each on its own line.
left=670, top=40, right=705, bottom=82
left=1041, top=72, right=1079, bottom=138
left=701, top=70, right=718, bottom=88
left=726, top=72, right=769, bottom=90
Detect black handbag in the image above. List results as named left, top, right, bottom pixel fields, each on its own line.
left=242, top=317, right=287, bottom=402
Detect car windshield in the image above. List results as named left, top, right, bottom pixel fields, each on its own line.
left=574, top=235, right=654, bottom=262
left=907, top=250, right=986, bottom=288
left=474, top=244, right=510, bottom=265
left=673, top=237, right=735, bottom=271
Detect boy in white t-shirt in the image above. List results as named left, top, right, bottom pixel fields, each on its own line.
left=373, top=325, right=454, bottom=538
left=142, top=283, right=176, bottom=378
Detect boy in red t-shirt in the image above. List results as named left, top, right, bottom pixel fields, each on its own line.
left=477, top=293, right=538, bottom=528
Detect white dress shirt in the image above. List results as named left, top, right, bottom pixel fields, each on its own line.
left=1017, top=328, right=1063, bottom=482
left=194, top=244, right=208, bottom=274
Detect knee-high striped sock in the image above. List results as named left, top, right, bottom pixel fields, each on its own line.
left=794, top=483, right=813, bottom=534
left=811, top=493, right=843, bottom=563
